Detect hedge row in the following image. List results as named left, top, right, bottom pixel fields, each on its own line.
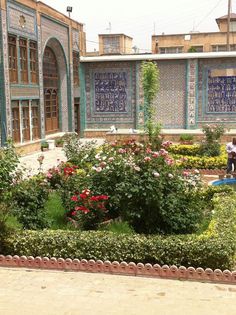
left=168, top=144, right=227, bottom=169
left=4, top=194, right=236, bottom=270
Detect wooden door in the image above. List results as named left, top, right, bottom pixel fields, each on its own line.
left=43, top=47, right=59, bottom=134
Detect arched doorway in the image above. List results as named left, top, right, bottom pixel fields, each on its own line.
left=43, top=46, right=59, bottom=134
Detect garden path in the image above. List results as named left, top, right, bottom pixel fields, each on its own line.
left=0, top=268, right=235, bottom=315
left=19, top=138, right=105, bottom=175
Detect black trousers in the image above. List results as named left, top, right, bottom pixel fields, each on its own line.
left=227, top=158, right=236, bottom=173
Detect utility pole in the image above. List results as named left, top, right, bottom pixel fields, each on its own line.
left=227, top=0, right=232, bottom=51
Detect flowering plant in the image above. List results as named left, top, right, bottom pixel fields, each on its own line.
left=200, top=124, right=226, bottom=157
left=68, top=189, right=109, bottom=230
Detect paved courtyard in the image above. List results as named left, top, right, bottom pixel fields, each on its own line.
left=19, top=138, right=105, bottom=175
left=0, top=268, right=236, bottom=315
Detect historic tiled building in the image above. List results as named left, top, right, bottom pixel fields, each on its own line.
left=0, top=0, right=85, bottom=146
left=79, top=52, right=236, bottom=135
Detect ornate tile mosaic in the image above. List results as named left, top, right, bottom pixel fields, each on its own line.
left=7, top=1, right=37, bottom=39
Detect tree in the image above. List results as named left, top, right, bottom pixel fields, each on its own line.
left=141, top=61, right=161, bottom=149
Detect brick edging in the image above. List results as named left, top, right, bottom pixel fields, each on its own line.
left=0, top=255, right=235, bottom=284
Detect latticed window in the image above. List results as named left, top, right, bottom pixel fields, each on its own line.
left=8, top=35, right=18, bottom=83
left=11, top=101, right=20, bottom=143
left=73, top=51, right=80, bottom=86
left=30, top=41, right=38, bottom=84
left=22, top=100, right=30, bottom=141
left=19, top=38, right=28, bottom=83
left=31, top=100, right=40, bottom=139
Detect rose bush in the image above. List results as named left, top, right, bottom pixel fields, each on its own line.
left=55, top=139, right=205, bottom=234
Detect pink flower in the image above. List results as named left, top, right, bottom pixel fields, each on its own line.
left=46, top=172, right=52, bottom=178
left=144, top=156, right=151, bottom=162
left=165, top=158, right=174, bottom=166
left=159, top=149, right=168, bottom=156
left=183, top=171, right=190, bottom=177
left=146, top=148, right=152, bottom=154
left=118, top=148, right=126, bottom=154
left=96, top=167, right=102, bottom=172
left=108, top=157, right=114, bottom=162
left=100, top=161, right=107, bottom=168
left=152, top=152, right=159, bottom=158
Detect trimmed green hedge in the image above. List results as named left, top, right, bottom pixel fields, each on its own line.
left=168, top=144, right=227, bottom=169
left=4, top=193, right=236, bottom=270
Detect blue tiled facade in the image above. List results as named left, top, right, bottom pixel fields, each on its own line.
left=80, top=56, right=236, bottom=133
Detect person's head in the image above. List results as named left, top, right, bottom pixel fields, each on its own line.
left=232, top=138, right=236, bottom=145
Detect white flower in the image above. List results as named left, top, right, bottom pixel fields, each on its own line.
left=134, top=166, right=141, bottom=172
left=96, top=167, right=102, bottom=173
left=168, top=173, right=174, bottom=178
left=153, top=172, right=160, bottom=177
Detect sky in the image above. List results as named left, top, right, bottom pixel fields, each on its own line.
left=42, top=0, right=236, bottom=53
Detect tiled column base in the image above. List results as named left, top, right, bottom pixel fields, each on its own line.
left=0, top=255, right=235, bottom=284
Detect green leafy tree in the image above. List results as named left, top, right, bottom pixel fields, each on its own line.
left=141, top=61, right=161, bottom=149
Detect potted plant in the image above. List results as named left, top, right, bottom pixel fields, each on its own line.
left=179, top=134, right=194, bottom=145
left=41, top=141, right=49, bottom=151
left=55, top=137, right=64, bottom=147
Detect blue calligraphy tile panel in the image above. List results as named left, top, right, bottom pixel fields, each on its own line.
left=94, top=71, right=128, bottom=113
left=208, top=76, right=236, bottom=112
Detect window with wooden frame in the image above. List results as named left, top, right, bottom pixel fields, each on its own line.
left=21, top=100, right=30, bottom=142
left=31, top=100, right=40, bottom=140
left=29, top=41, right=38, bottom=84
left=11, top=101, right=21, bottom=143
left=19, top=38, right=28, bottom=83
left=8, top=35, right=18, bottom=83
left=73, top=51, right=80, bottom=86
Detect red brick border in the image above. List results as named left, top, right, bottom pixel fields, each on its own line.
left=0, top=255, right=235, bottom=284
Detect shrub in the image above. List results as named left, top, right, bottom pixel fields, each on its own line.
left=168, top=144, right=200, bottom=156
left=199, top=124, right=226, bottom=157
left=68, top=189, right=109, bottom=230
left=5, top=194, right=235, bottom=270
left=11, top=175, right=50, bottom=230
left=179, top=134, right=194, bottom=142
left=63, top=133, right=97, bottom=168
left=79, top=142, right=204, bottom=234
left=0, top=140, right=19, bottom=250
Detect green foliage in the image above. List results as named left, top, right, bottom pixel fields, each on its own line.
left=5, top=193, right=236, bottom=270
left=63, top=133, right=97, bottom=168
left=141, top=61, right=160, bottom=116
left=141, top=61, right=160, bottom=148
left=68, top=190, right=109, bottom=230
left=199, top=124, right=226, bottom=157
left=44, top=192, right=66, bottom=230
left=11, top=175, right=50, bottom=230
left=179, top=134, right=194, bottom=142
left=169, top=144, right=227, bottom=169
left=60, top=141, right=204, bottom=234
left=188, top=46, right=197, bottom=53
left=41, top=141, right=49, bottom=150
left=0, top=140, right=19, bottom=197
left=168, top=144, right=200, bottom=156
left=100, top=220, right=134, bottom=235
left=0, top=140, right=19, bottom=250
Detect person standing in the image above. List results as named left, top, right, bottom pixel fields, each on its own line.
left=226, top=137, right=236, bottom=173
